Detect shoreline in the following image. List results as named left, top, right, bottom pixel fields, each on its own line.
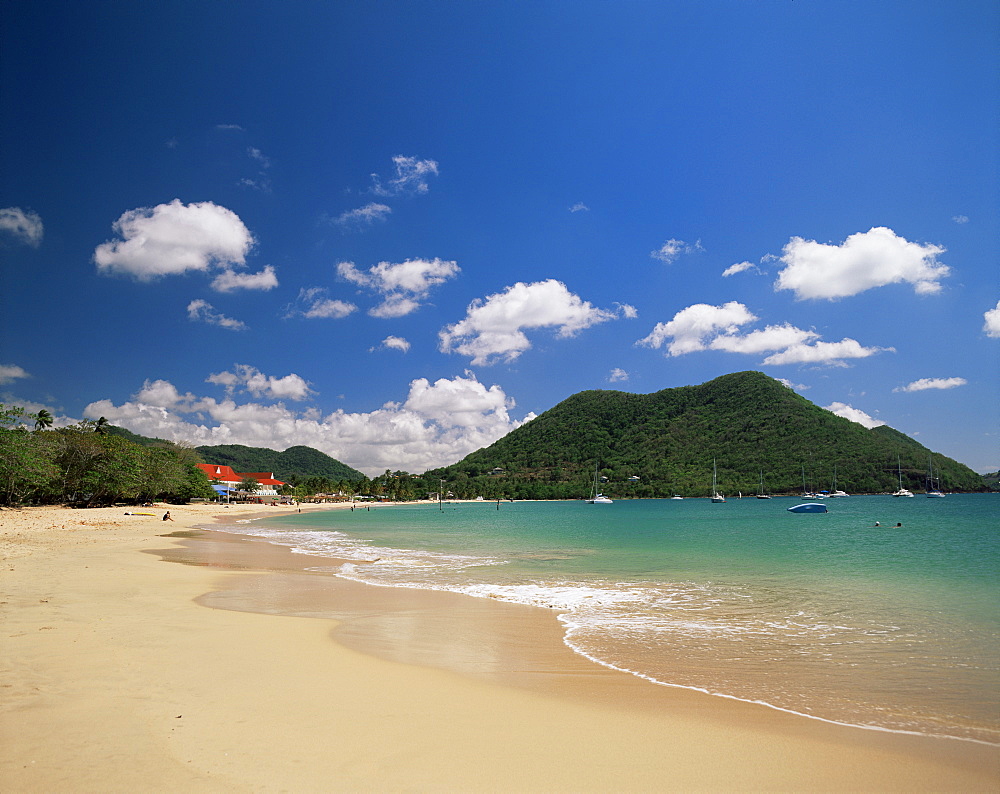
left=2, top=503, right=998, bottom=791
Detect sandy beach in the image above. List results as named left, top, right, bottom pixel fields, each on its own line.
left=2, top=503, right=997, bottom=792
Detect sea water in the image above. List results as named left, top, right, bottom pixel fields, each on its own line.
left=230, top=495, right=999, bottom=744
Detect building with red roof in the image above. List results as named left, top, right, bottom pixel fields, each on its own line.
left=197, top=464, right=286, bottom=497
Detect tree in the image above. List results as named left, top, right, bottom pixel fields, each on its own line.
left=94, top=416, right=110, bottom=434
left=33, top=409, right=53, bottom=431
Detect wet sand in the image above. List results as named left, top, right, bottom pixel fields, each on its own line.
left=2, top=503, right=997, bottom=792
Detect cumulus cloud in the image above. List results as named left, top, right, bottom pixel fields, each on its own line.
left=761, top=338, right=891, bottom=366
left=953, top=215, right=969, bottom=224
left=206, top=365, right=313, bottom=401
left=983, top=300, right=1000, bottom=338
left=0, top=364, right=30, bottom=385
left=569, top=203, right=589, bottom=213
left=440, top=279, right=618, bottom=366
left=651, top=238, right=703, bottom=264
left=777, top=378, right=809, bottom=391
left=638, top=301, right=892, bottom=366
left=824, top=401, right=886, bottom=429
left=370, top=155, right=439, bottom=196
left=83, top=371, right=533, bottom=476
left=722, top=261, right=758, bottom=278
left=286, top=287, right=358, bottom=320
left=637, top=301, right=757, bottom=356
left=332, top=202, right=392, bottom=228
left=0, top=207, right=44, bottom=247
left=894, top=377, right=967, bottom=393
left=187, top=299, right=247, bottom=331
left=210, top=265, right=278, bottom=293
left=774, top=227, right=949, bottom=300
left=338, top=257, right=459, bottom=317
left=615, top=302, right=638, bottom=319
left=376, top=336, right=411, bottom=353
left=609, top=368, right=629, bottom=383
left=94, top=200, right=254, bottom=281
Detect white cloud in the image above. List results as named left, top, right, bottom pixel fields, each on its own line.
left=95, top=200, right=254, bottom=281
left=824, top=402, right=886, bottom=429
left=774, top=227, right=949, bottom=300
left=953, top=215, right=969, bottom=224
left=569, top=203, right=589, bottom=212
left=378, top=336, right=411, bottom=353
left=777, top=378, right=809, bottom=391
left=721, top=261, right=757, bottom=277
left=651, top=238, right=703, bottom=264
left=0, top=207, right=43, bottom=247
left=638, top=302, right=891, bottom=366
left=637, top=302, right=757, bottom=356
left=210, top=265, right=278, bottom=293
left=206, top=365, right=313, bottom=401
left=338, top=257, right=459, bottom=317
left=187, top=299, right=247, bottom=331
left=615, top=302, right=638, bottom=319
left=247, top=147, right=270, bottom=168
left=83, top=371, right=532, bottom=476
left=710, top=323, right=819, bottom=354
left=609, top=368, right=629, bottom=383
left=370, top=155, right=439, bottom=196
left=894, top=377, right=968, bottom=393
left=440, top=279, right=618, bottom=366
left=288, top=287, right=358, bottom=320
left=333, top=203, right=392, bottom=228
left=983, top=300, right=1000, bottom=338
left=762, top=338, right=891, bottom=366
left=0, top=364, right=30, bottom=385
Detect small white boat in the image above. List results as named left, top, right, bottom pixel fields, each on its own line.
left=828, top=464, right=849, bottom=497
left=670, top=495, right=684, bottom=500
left=711, top=459, right=725, bottom=503
left=892, top=455, right=914, bottom=497
left=756, top=470, right=771, bottom=499
left=788, top=502, right=828, bottom=514
left=585, top=463, right=613, bottom=504
left=925, top=455, right=945, bottom=498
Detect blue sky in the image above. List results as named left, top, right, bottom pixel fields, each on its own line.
left=2, top=1, right=997, bottom=476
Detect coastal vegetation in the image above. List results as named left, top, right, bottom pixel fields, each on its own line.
left=0, top=404, right=215, bottom=507
left=422, top=372, right=987, bottom=500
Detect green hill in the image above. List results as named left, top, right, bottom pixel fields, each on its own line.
left=195, top=443, right=366, bottom=482
left=424, top=371, right=985, bottom=499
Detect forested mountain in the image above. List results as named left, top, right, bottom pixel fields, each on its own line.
left=424, top=371, right=986, bottom=499
left=195, top=443, right=366, bottom=482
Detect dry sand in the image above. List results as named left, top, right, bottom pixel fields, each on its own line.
left=1, top=502, right=997, bottom=793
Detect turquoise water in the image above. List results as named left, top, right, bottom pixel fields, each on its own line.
left=233, top=494, right=1000, bottom=744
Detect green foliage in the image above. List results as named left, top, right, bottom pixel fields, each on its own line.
left=423, top=372, right=987, bottom=499
left=195, top=443, right=365, bottom=482
left=0, top=404, right=215, bottom=507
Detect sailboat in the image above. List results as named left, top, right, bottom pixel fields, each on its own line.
left=828, top=464, right=849, bottom=497
left=801, top=464, right=822, bottom=499
left=892, top=455, right=914, bottom=497
left=585, top=463, right=613, bottom=504
left=756, top=469, right=771, bottom=499
left=711, top=459, right=725, bottom=503
left=926, top=455, right=945, bottom=498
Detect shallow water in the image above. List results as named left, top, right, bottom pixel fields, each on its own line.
left=229, top=494, right=1000, bottom=744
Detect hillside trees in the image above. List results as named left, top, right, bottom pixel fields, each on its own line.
left=0, top=404, right=215, bottom=507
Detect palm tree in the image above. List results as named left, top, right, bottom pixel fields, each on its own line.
left=33, top=409, right=53, bottom=431
left=94, top=416, right=109, bottom=434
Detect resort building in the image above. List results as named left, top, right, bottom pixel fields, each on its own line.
left=196, top=464, right=286, bottom=498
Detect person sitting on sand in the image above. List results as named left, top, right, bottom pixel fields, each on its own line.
left=162, top=511, right=173, bottom=521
